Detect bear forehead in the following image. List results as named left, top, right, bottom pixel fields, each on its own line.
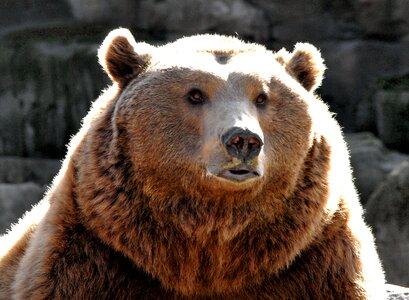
left=163, top=34, right=267, bottom=54
left=148, top=36, right=284, bottom=82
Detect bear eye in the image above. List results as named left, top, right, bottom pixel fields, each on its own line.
left=255, top=93, right=268, bottom=106
left=186, top=89, right=206, bottom=105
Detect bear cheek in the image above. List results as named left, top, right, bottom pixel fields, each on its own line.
left=124, top=103, right=201, bottom=174
left=262, top=102, right=312, bottom=177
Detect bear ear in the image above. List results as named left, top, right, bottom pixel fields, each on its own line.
left=98, top=28, right=151, bottom=87
left=276, top=43, right=326, bottom=92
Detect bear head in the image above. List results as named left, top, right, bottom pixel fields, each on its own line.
left=84, top=28, right=333, bottom=295
left=97, top=28, right=326, bottom=202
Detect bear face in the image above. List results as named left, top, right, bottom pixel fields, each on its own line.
left=100, top=29, right=325, bottom=202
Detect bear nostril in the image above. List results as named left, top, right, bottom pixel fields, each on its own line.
left=228, top=136, right=244, bottom=150
left=248, top=136, right=261, bottom=149
left=222, top=128, right=263, bottom=161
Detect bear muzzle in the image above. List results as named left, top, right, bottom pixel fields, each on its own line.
left=216, top=127, right=264, bottom=182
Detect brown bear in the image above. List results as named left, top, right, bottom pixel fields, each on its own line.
left=0, top=28, right=385, bottom=299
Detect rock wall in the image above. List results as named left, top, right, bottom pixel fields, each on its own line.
left=366, top=161, right=409, bottom=287
left=0, top=0, right=408, bottom=288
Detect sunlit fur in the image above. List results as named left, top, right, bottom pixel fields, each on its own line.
left=0, top=28, right=385, bottom=299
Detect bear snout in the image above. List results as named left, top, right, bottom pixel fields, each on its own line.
left=222, top=127, right=263, bottom=162
left=204, top=127, right=265, bottom=183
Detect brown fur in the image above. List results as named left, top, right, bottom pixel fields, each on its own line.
left=0, top=28, right=385, bottom=299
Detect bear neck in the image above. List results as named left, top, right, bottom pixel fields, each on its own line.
left=73, top=108, right=331, bottom=296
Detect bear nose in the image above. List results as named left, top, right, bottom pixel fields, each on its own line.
left=222, top=127, right=263, bottom=161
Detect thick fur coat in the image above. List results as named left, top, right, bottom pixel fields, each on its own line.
left=0, top=29, right=385, bottom=299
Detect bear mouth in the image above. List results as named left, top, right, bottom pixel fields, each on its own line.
left=219, top=168, right=261, bottom=182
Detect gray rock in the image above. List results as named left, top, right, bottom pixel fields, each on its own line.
left=386, top=284, right=409, bottom=300
left=0, top=182, right=44, bottom=235
left=0, top=29, right=109, bottom=158
left=133, top=0, right=268, bottom=41
left=345, top=132, right=407, bottom=204
left=365, top=161, right=409, bottom=287
left=375, top=90, right=409, bottom=153
left=67, top=0, right=137, bottom=25
left=272, top=13, right=345, bottom=43
left=0, top=0, right=72, bottom=32
left=256, top=0, right=359, bottom=43
left=251, top=0, right=409, bottom=41
left=354, top=0, right=409, bottom=39
left=319, top=40, right=409, bottom=132
left=0, top=156, right=60, bottom=185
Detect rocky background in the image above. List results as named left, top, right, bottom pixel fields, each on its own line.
left=0, top=0, right=408, bottom=289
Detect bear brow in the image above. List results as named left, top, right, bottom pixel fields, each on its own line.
left=152, top=67, right=225, bottom=85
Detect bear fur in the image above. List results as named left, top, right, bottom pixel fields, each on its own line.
left=0, top=28, right=385, bottom=299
